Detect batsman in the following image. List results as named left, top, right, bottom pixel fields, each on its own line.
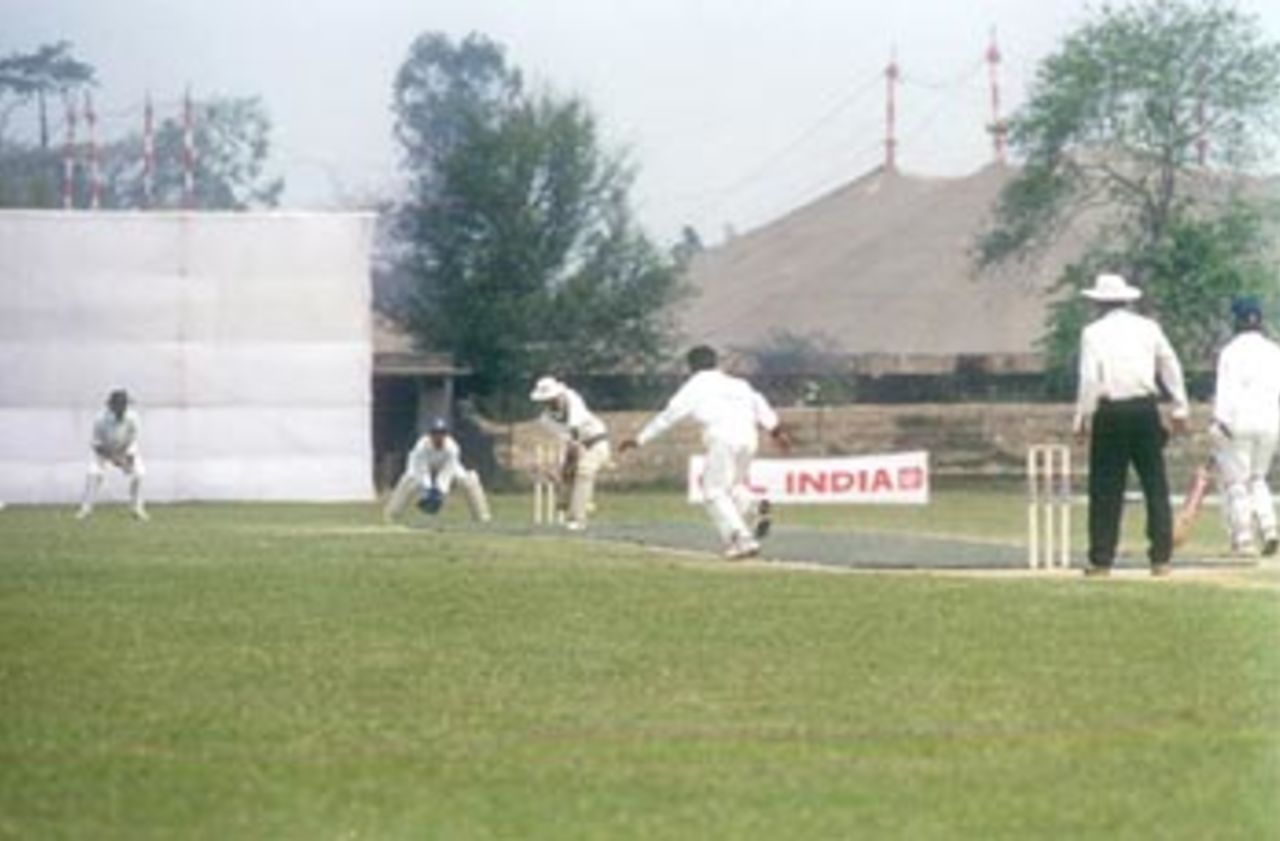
left=529, top=376, right=611, bottom=531
left=1209, top=296, right=1280, bottom=557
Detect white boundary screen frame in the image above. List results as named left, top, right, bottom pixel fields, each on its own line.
left=0, top=211, right=376, bottom=503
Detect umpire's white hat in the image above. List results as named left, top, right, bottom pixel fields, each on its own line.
left=530, top=376, right=566, bottom=401
left=1082, top=273, right=1142, bottom=302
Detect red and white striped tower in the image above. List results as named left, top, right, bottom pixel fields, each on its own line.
left=182, top=87, right=196, bottom=208
left=884, top=49, right=899, bottom=172
left=84, top=91, right=101, bottom=209
left=143, top=93, right=155, bottom=207
left=61, top=95, right=77, bottom=209
left=986, top=28, right=1007, bottom=165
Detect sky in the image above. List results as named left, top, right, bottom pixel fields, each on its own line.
left=4, top=0, right=1280, bottom=245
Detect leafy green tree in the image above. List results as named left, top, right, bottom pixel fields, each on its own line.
left=0, top=41, right=94, bottom=207
left=978, top=0, right=1280, bottom=375
left=0, top=146, right=60, bottom=207
left=392, top=32, right=684, bottom=413
left=0, top=41, right=94, bottom=143
left=1, top=39, right=280, bottom=211
left=100, top=96, right=283, bottom=210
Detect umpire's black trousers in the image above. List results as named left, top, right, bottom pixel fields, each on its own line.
left=1087, top=396, right=1173, bottom=568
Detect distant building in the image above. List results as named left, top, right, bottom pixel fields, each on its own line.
left=681, top=165, right=1089, bottom=397
left=682, top=163, right=1278, bottom=401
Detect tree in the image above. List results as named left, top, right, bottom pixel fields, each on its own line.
left=670, top=225, right=704, bottom=267
left=0, top=41, right=94, bottom=145
left=749, top=330, right=854, bottom=406
left=392, top=32, right=684, bottom=413
left=978, top=0, right=1280, bottom=375
left=0, top=41, right=94, bottom=207
left=0, top=39, right=281, bottom=210
left=100, top=96, right=283, bottom=210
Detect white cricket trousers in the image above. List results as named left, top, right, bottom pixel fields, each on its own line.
left=700, top=438, right=759, bottom=547
left=384, top=464, right=491, bottom=522
left=80, top=453, right=146, bottom=515
left=568, top=440, right=611, bottom=525
left=1213, top=426, right=1278, bottom=547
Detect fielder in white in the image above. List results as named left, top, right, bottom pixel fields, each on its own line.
left=77, top=388, right=148, bottom=521
left=1211, top=296, right=1280, bottom=557
left=529, top=376, right=611, bottom=531
left=620, top=345, right=791, bottom=559
left=383, top=417, right=492, bottom=524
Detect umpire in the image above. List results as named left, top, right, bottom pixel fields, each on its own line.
left=1072, top=274, right=1189, bottom=577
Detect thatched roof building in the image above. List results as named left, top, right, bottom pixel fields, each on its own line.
left=681, top=164, right=1094, bottom=375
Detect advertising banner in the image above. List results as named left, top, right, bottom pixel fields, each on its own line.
left=687, top=451, right=929, bottom=505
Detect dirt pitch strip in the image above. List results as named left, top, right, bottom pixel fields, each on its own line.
left=393, top=519, right=1278, bottom=590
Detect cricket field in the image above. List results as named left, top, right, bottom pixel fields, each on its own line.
left=1, top=490, right=1277, bottom=839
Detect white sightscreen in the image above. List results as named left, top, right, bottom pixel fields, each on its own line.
left=0, top=211, right=376, bottom=503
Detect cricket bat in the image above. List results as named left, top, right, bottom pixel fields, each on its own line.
left=1172, top=459, right=1213, bottom=547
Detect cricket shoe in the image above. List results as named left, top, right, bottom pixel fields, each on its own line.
left=724, top=536, right=760, bottom=561
left=131, top=506, right=150, bottom=522
left=1230, top=540, right=1257, bottom=558
left=753, top=499, right=772, bottom=540
left=564, top=520, right=586, bottom=533
left=74, top=506, right=92, bottom=521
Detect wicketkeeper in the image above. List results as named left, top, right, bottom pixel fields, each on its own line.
left=1211, top=296, right=1280, bottom=557
left=77, top=388, right=148, bottom=521
left=529, top=376, right=610, bottom=531
left=383, top=418, right=491, bottom=524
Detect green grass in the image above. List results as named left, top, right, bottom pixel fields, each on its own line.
left=1, top=497, right=1277, bottom=839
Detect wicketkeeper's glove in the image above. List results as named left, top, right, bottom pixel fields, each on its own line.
left=417, top=486, right=445, bottom=515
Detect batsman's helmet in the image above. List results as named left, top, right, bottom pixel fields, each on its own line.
left=529, top=376, right=566, bottom=402
left=1231, top=295, right=1262, bottom=329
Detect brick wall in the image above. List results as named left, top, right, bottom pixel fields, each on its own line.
left=484, top=403, right=1215, bottom=486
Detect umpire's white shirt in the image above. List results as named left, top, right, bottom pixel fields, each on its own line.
left=1214, top=331, right=1280, bottom=436
left=1074, top=308, right=1189, bottom=432
left=92, top=409, right=141, bottom=458
left=637, top=369, right=778, bottom=448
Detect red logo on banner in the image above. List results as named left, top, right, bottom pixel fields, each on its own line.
left=784, top=468, right=900, bottom=495
left=689, top=452, right=929, bottom=505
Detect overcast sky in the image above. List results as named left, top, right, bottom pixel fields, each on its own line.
left=4, top=0, right=1280, bottom=244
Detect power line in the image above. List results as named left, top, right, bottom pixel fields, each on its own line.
left=665, top=68, right=884, bottom=213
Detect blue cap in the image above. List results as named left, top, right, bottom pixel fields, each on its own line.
left=1232, top=295, right=1262, bottom=324
left=427, top=417, right=449, bottom=434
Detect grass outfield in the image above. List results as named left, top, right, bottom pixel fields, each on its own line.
left=1, top=495, right=1278, bottom=839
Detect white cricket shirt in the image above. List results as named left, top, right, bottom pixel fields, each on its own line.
left=92, top=408, right=141, bottom=458
left=539, top=387, right=608, bottom=443
left=407, top=434, right=464, bottom=478
left=1074, top=308, right=1189, bottom=431
left=1214, top=331, right=1280, bottom=436
left=637, top=369, right=779, bottom=448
